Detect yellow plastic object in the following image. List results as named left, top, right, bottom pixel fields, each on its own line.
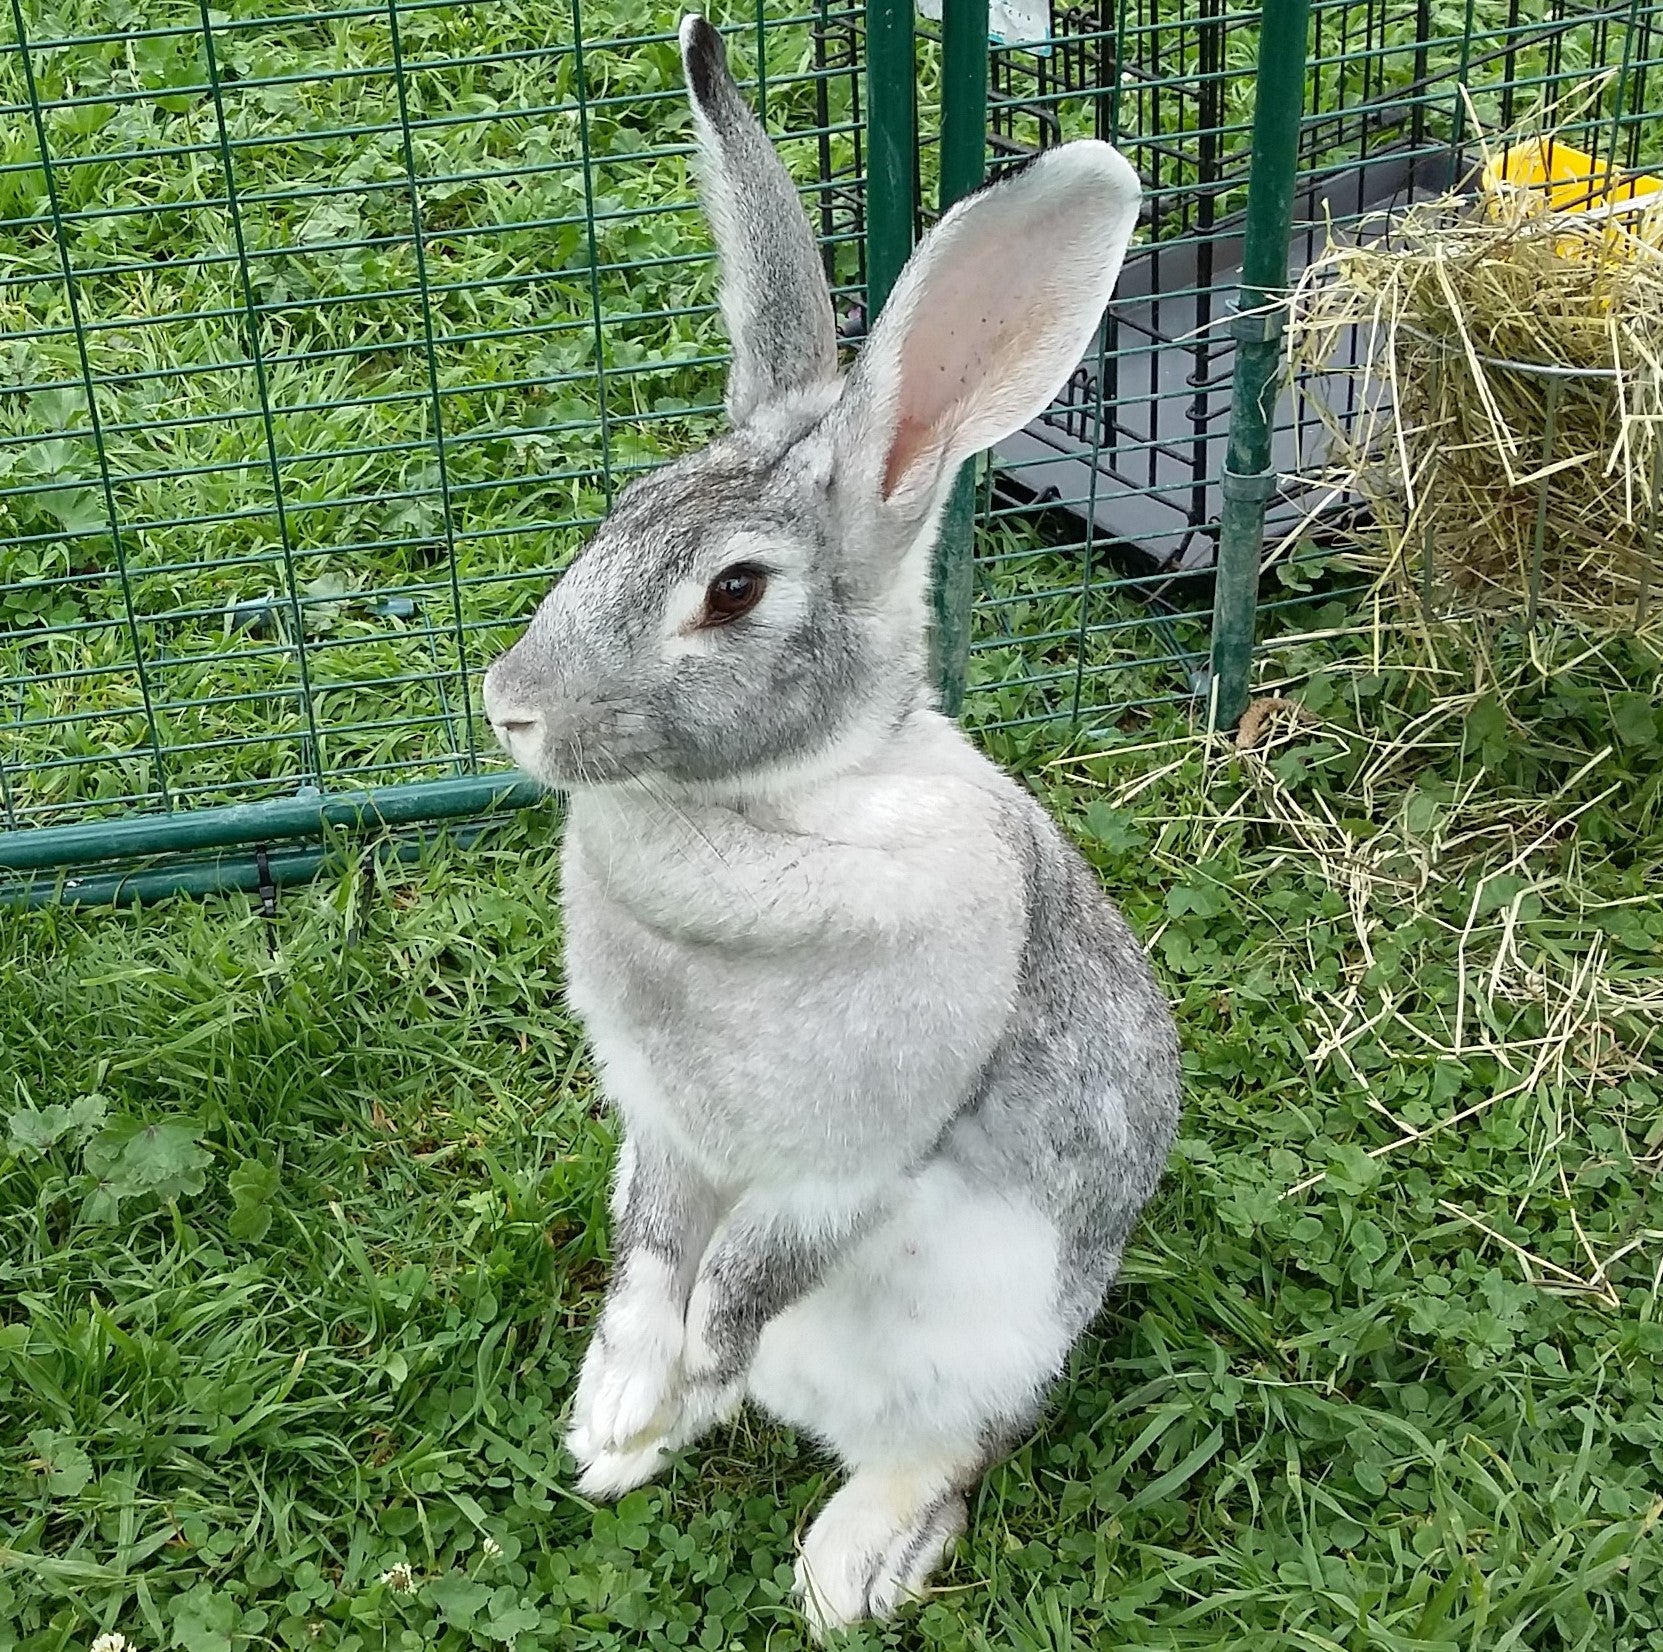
left=1481, top=138, right=1663, bottom=253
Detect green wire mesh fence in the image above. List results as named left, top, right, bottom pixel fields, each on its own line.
left=957, top=0, right=1663, bottom=741
left=0, top=4, right=875, bottom=901
left=3, top=0, right=1662, bottom=902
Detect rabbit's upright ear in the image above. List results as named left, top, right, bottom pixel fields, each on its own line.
left=831, top=143, right=1141, bottom=531
left=680, top=16, right=838, bottom=426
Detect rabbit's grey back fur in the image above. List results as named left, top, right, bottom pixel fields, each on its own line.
left=482, top=14, right=1178, bottom=1637
left=947, top=784, right=1179, bottom=1328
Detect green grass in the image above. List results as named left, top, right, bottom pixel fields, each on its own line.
left=4, top=612, right=1661, bottom=1651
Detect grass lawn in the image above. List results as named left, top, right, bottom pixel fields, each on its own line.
left=3, top=612, right=1661, bottom=1652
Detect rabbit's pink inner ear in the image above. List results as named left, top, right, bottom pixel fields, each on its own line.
left=857, top=143, right=1141, bottom=513
left=883, top=414, right=935, bottom=501
left=880, top=322, right=1013, bottom=504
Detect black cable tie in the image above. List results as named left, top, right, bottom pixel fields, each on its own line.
left=254, top=844, right=277, bottom=922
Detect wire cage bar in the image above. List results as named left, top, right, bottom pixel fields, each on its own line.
left=0, top=2, right=882, bottom=898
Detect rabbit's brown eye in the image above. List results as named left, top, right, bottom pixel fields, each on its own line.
left=702, top=564, right=767, bottom=626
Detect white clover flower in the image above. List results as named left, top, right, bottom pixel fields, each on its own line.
left=480, top=1536, right=503, bottom=1562
left=91, top=1635, right=130, bottom=1652
left=378, top=1562, right=417, bottom=1594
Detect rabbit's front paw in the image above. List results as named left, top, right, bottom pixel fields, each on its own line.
left=568, top=1337, right=683, bottom=1502
left=566, top=1353, right=741, bottom=1503
left=568, top=1336, right=683, bottom=1461
left=566, top=1282, right=687, bottom=1478
left=676, top=1367, right=746, bottom=1439
left=573, top=1433, right=681, bottom=1502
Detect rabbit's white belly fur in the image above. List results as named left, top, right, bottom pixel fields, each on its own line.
left=748, top=1159, right=1070, bottom=1462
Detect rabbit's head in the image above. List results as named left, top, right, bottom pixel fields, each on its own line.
left=483, top=15, right=1140, bottom=796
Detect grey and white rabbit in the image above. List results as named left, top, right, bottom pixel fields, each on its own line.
left=483, top=16, right=1179, bottom=1635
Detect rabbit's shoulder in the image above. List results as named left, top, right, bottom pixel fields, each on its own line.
left=756, top=709, right=1023, bottom=847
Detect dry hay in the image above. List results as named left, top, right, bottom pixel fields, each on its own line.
left=1165, top=659, right=1659, bottom=1302
left=1288, top=128, right=1663, bottom=632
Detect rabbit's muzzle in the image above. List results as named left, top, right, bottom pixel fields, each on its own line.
left=481, top=652, right=544, bottom=769
left=482, top=638, right=650, bottom=789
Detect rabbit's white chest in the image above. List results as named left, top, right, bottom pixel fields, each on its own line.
left=558, top=778, right=1026, bottom=1184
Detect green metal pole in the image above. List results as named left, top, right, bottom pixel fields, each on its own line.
left=931, top=0, right=989, bottom=715
left=864, top=0, right=917, bottom=319
left=0, top=773, right=544, bottom=875
left=1209, top=0, right=1311, bottom=729
left=2, top=818, right=507, bottom=911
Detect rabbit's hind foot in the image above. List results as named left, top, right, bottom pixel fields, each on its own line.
left=795, top=1460, right=969, bottom=1639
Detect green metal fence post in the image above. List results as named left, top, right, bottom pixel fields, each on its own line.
left=931, top=0, right=990, bottom=715
left=0, top=775, right=544, bottom=877
left=1209, top=0, right=1311, bottom=729
left=864, top=1, right=917, bottom=320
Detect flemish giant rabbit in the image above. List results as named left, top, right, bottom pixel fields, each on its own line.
left=484, top=16, right=1179, bottom=1635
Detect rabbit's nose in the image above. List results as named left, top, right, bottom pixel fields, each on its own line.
left=482, top=663, right=545, bottom=754
left=493, top=710, right=542, bottom=740
left=489, top=706, right=546, bottom=766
